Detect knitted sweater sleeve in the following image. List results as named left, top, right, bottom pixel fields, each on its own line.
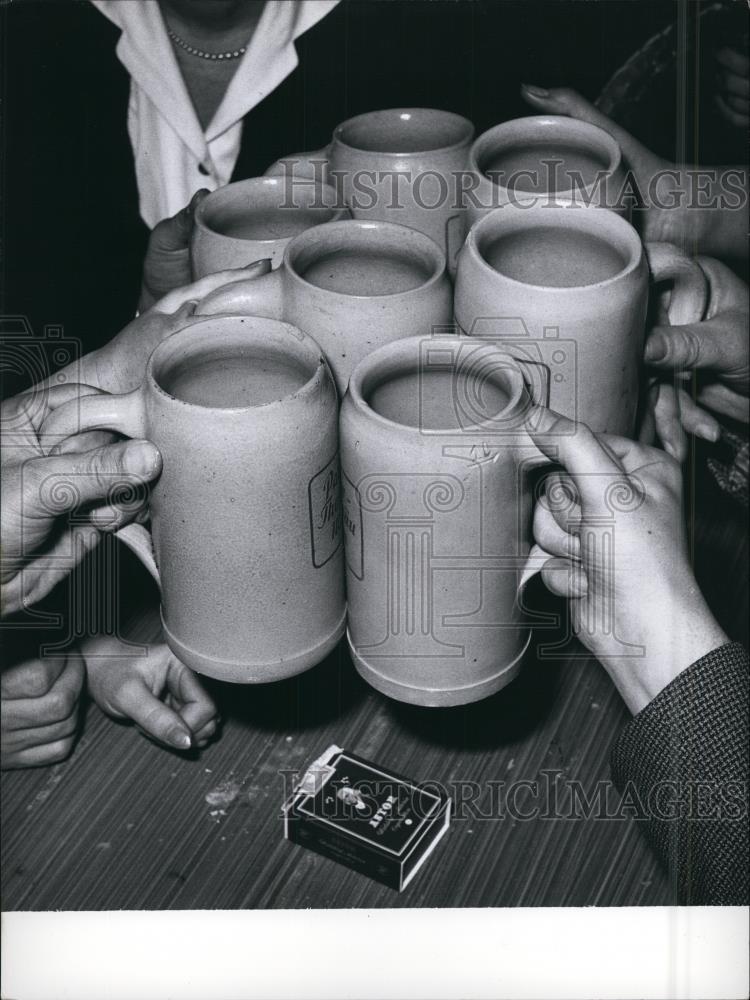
left=610, top=642, right=749, bottom=905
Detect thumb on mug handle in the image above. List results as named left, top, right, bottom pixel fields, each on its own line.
left=41, top=388, right=146, bottom=445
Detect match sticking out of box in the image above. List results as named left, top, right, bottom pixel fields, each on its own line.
left=283, top=745, right=452, bottom=892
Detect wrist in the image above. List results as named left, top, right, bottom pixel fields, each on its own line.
left=599, top=593, right=728, bottom=715
left=79, top=633, right=119, bottom=696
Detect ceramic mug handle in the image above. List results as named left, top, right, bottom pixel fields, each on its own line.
left=644, top=242, right=709, bottom=326
left=263, top=145, right=331, bottom=184
left=517, top=435, right=568, bottom=597
left=195, top=266, right=285, bottom=318
left=40, top=388, right=161, bottom=584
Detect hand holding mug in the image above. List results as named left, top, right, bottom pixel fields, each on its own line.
left=1, top=384, right=161, bottom=617
left=646, top=257, right=749, bottom=459
left=529, top=407, right=728, bottom=715
left=40, top=317, right=345, bottom=684
left=69, top=269, right=265, bottom=396
left=139, top=189, right=210, bottom=312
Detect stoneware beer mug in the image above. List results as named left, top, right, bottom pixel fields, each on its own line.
left=191, top=176, right=348, bottom=277
left=340, top=334, right=548, bottom=707
left=466, top=115, right=627, bottom=227
left=42, top=316, right=346, bottom=683
left=454, top=204, right=708, bottom=435
left=195, top=219, right=453, bottom=395
left=265, top=108, right=475, bottom=275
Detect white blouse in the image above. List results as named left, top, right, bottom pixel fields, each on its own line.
left=92, top=0, right=338, bottom=228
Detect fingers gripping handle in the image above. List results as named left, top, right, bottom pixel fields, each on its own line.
left=40, top=388, right=161, bottom=585
left=41, top=388, right=146, bottom=444
left=517, top=428, right=558, bottom=597
left=645, top=242, right=709, bottom=327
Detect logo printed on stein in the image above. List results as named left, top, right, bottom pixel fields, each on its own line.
left=308, top=454, right=343, bottom=568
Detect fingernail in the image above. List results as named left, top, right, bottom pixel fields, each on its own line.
left=697, top=422, right=720, bottom=442
left=188, top=189, right=209, bottom=213
left=125, top=440, right=160, bottom=478
left=90, top=507, right=122, bottom=529
left=522, top=84, right=550, bottom=98
left=168, top=727, right=192, bottom=750
left=644, top=333, right=667, bottom=363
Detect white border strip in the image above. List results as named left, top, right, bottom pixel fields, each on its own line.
left=2, top=907, right=747, bottom=1000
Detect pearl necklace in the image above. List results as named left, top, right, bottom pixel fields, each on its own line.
left=167, top=26, right=247, bottom=61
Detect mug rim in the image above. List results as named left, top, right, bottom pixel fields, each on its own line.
left=193, top=176, right=348, bottom=244
left=283, top=219, right=447, bottom=299
left=464, top=203, right=643, bottom=295
left=469, top=115, right=622, bottom=197
left=346, top=334, right=530, bottom=436
left=333, top=107, right=475, bottom=157
left=145, top=315, right=331, bottom=413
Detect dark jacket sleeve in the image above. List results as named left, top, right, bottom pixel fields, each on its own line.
left=610, top=642, right=749, bottom=905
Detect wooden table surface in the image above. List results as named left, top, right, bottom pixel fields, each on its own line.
left=2, top=453, right=745, bottom=911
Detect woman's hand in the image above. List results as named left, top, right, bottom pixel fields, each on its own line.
left=520, top=84, right=748, bottom=259
left=76, top=268, right=260, bottom=395
left=529, top=407, right=728, bottom=715
left=82, top=635, right=219, bottom=752
left=138, top=190, right=209, bottom=313
left=72, top=266, right=265, bottom=395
